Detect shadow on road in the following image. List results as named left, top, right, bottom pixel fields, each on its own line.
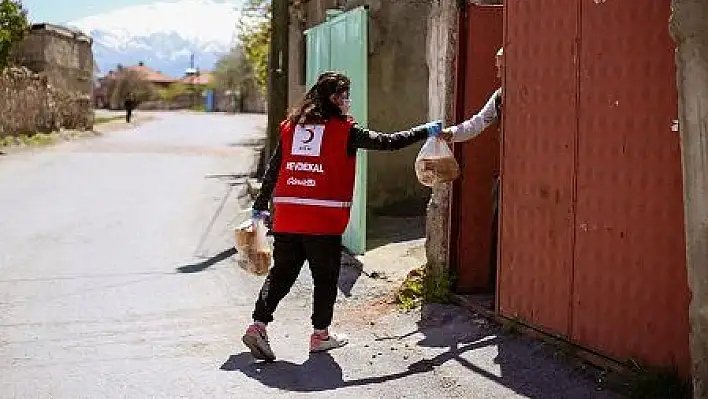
left=222, top=304, right=617, bottom=397
left=366, top=216, right=425, bottom=251
left=221, top=337, right=498, bottom=393
left=176, top=247, right=237, bottom=274
left=221, top=352, right=345, bottom=392
left=338, top=251, right=364, bottom=298
left=409, top=304, right=618, bottom=399
left=204, top=173, right=251, bottom=186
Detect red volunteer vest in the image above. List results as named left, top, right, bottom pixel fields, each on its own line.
left=272, top=118, right=356, bottom=235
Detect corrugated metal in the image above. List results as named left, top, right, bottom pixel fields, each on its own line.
left=451, top=4, right=503, bottom=293
left=571, top=0, right=690, bottom=373
left=499, top=0, right=579, bottom=336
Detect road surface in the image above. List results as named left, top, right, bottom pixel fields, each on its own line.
left=0, top=113, right=619, bottom=398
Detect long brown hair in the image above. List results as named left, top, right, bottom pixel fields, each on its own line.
left=287, top=71, right=351, bottom=125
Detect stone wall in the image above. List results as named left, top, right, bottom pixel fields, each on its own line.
left=0, top=67, right=93, bottom=138
left=11, top=24, right=94, bottom=96
left=0, top=23, right=94, bottom=138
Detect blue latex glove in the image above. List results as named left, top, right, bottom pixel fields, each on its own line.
left=423, top=120, right=443, bottom=137
left=252, top=209, right=270, bottom=220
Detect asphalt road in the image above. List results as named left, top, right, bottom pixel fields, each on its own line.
left=0, top=112, right=620, bottom=398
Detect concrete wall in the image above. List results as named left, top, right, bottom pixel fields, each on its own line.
left=11, top=24, right=94, bottom=96
left=359, top=0, right=432, bottom=216
left=288, top=0, right=431, bottom=217
left=670, top=0, right=708, bottom=395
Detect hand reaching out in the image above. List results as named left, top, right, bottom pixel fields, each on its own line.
left=440, top=128, right=453, bottom=142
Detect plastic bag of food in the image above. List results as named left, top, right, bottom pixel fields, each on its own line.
left=247, top=218, right=272, bottom=276
left=235, top=219, right=255, bottom=273
left=234, top=219, right=255, bottom=253
left=415, top=122, right=460, bottom=187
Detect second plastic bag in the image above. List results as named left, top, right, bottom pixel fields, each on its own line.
left=415, top=125, right=460, bottom=187
left=248, top=218, right=272, bottom=276
left=234, top=218, right=271, bottom=276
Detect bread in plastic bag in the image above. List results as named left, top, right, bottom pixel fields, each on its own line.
left=249, top=218, right=272, bottom=276
left=235, top=219, right=255, bottom=252
left=234, top=218, right=271, bottom=276
left=415, top=131, right=460, bottom=187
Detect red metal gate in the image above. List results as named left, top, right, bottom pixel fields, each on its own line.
left=571, top=0, right=690, bottom=373
left=500, top=0, right=691, bottom=373
left=499, top=0, right=579, bottom=337
left=451, top=4, right=503, bottom=293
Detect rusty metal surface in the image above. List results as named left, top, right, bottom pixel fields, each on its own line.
left=451, top=4, right=503, bottom=293
left=498, top=0, right=579, bottom=337
left=571, top=0, right=691, bottom=374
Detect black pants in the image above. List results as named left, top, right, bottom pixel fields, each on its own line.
left=126, top=108, right=133, bottom=123
left=252, top=233, right=342, bottom=330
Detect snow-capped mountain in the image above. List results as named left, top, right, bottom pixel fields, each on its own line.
left=70, top=0, right=246, bottom=78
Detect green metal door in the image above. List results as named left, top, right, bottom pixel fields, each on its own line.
left=305, top=7, right=368, bottom=254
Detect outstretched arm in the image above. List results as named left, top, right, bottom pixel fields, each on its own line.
left=444, top=88, right=502, bottom=142
left=347, top=124, right=430, bottom=155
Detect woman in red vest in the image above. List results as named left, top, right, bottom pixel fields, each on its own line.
left=242, top=71, right=440, bottom=361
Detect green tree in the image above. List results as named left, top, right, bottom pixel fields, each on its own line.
left=213, top=44, right=254, bottom=94
left=158, top=82, right=190, bottom=102
left=0, top=0, right=29, bottom=70
left=238, top=0, right=270, bottom=94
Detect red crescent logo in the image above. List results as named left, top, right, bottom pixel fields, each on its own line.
left=303, top=128, right=315, bottom=144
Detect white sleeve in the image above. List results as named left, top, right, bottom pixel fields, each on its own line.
left=450, top=88, right=501, bottom=143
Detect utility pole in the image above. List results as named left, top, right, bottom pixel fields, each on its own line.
left=260, top=0, right=290, bottom=176
left=671, top=0, right=708, bottom=396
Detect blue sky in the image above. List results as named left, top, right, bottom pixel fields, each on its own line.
left=22, top=0, right=154, bottom=24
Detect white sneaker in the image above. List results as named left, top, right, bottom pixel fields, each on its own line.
left=310, top=331, right=349, bottom=353
left=242, top=323, right=276, bottom=361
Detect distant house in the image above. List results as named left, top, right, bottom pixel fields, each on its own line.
left=179, top=70, right=214, bottom=87
left=124, top=62, right=176, bottom=89
left=93, top=62, right=176, bottom=108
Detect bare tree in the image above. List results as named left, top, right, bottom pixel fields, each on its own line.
left=105, top=70, right=156, bottom=110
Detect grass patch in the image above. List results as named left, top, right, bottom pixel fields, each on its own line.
left=395, top=266, right=451, bottom=311
left=500, top=317, right=523, bottom=336
left=8, top=132, right=58, bottom=147
left=395, top=268, right=425, bottom=311
left=27, top=133, right=56, bottom=146
left=627, top=361, right=691, bottom=398
left=424, top=267, right=451, bottom=304
left=0, top=136, right=16, bottom=147
left=94, top=116, right=123, bottom=124
left=0, top=130, right=98, bottom=150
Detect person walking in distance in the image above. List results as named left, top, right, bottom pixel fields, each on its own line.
left=243, top=71, right=441, bottom=361
left=124, top=94, right=136, bottom=123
